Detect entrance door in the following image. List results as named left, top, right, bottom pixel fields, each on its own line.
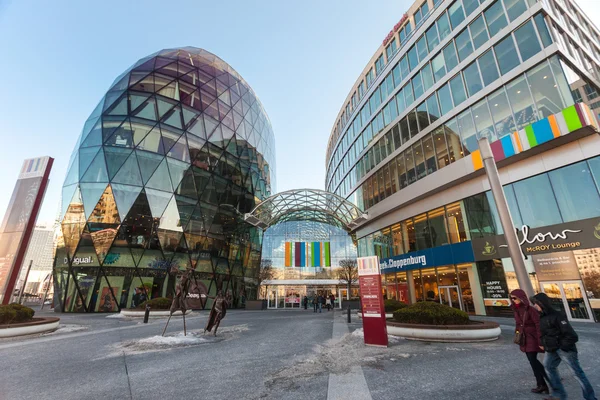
left=541, top=281, right=594, bottom=322
left=267, top=289, right=278, bottom=309
left=439, top=285, right=463, bottom=311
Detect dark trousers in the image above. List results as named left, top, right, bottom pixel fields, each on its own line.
left=526, top=351, right=548, bottom=387
left=313, top=303, right=317, bottom=312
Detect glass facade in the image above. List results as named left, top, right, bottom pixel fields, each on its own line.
left=54, top=47, right=276, bottom=312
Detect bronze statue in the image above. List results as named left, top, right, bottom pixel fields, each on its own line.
left=162, top=267, right=192, bottom=336
left=204, top=290, right=227, bottom=336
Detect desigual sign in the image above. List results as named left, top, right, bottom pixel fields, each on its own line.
left=472, top=217, right=600, bottom=260
left=63, top=256, right=94, bottom=265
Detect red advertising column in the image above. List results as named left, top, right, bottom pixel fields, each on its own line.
left=357, top=256, right=388, bottom=347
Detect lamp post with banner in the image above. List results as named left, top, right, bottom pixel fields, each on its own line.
left=478, top=136, right=534, bottom=297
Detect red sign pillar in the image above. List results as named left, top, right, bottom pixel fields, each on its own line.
left=357, top=256, right=388, bottom=347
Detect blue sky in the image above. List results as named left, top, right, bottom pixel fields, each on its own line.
left=0, top=0, right=598, bottom=225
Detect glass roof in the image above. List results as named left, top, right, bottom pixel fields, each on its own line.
left=244, top=189, right=367, bottom=231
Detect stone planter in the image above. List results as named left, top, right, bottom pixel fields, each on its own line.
left=0, top=317, right=60, bottom=338
left=386, top=320, right=501, bottom=342
left=119, top=309, right=193, bottom=318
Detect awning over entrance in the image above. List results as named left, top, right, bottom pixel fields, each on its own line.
left=244, top=189, right=367, bottom=232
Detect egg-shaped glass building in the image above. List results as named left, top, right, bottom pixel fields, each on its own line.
left=54, top=47, right=276, bottom=312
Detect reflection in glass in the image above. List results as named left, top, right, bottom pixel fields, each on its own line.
left=548, top=162, right=600, bottom=222
left=513, top=174, right=563, bottom=228
left=514, top=21, right=541, bottom=62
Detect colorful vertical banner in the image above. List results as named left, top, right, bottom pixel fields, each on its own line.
left=294, top=242, right=301, bottom=267
left=324, top=242, right=331, bottom=267
left=312, top=242, right=321, bottom=267
left=300, top=242, right=306, bottom=267
left=284, top=242, right=292, bottom=267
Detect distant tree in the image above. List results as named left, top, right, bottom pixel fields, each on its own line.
left=337, top=259, right=358, bottom=300
left=257, top=259, right=274, bottom=299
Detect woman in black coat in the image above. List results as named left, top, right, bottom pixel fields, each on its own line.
left=531, top=293, right=597, bottom=400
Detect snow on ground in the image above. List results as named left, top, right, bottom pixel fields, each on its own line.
left=98, top=324, right=249, bottom=358
left=48, top=324, right=88, bottom=334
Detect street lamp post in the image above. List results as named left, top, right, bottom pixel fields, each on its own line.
left=478, top=137, right=535, bottom=297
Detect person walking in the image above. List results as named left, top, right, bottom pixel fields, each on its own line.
left=531, top=293, right=597, bottom=400
left=325, top=295, right=331, bottom=311
left=303, top=295, right=308, bottom=310
left=510, top=289, right=549, bottom=395
left=330, top=294, right=336, bottom=310
left=312, top=295, right=318, bottom=313
left=317, top=294, right=324, bottom=313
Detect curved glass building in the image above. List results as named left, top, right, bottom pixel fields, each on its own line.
left=54, top=47, right=276, bottom=312
left=327, top=0, right=600, bottom=321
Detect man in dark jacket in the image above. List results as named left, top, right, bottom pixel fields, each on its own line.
left=531, top=293, right=597, bottom=400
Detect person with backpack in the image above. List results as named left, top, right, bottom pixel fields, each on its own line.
left=531, top=293, right=597, bottom=400
left=510, top=289, right=549, bottom=395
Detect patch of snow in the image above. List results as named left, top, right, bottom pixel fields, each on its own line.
left=106, top=313, right=127, bottom=319
left=49, top=324, right=88, bottom=334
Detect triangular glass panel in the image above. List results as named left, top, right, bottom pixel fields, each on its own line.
left=79, top=146, right=101, bottom=180
left=136, top=125, right=165, bottom=155
left=64, top=153, right=80, bottom=186
left=166, top=158, right=188, bottom=190
left=79, top=116, right=100, bottom=146
left=129, top=93, right=151, bottom=114
left=103, top=119, right=133, bottom=149
left=174, top=169, right=197, bottom=199
left=181, top=89, right=201, bottom=111
left=132, top=96, right=157, bottom=121
left=136, top=150, right=164, bottom=184
left=112, top=151, right=142, bottom=186
left=157, top=80, right=180, bottom=101
left=145, top=159, right=173, bottom=192
left=60, top=183, right=79, bottom=222
left=167, top=135, right=190, bottom=165
left=104, top=147, right=133, bottom=180
left=111, top=183, right=143, bottom=222
left=130, top=247, right=145, bottom=266
left=102, top=117, right=128, bottom=144
left=87, top=186, right=121, bottom=263
left=111, top=74, right=130, bottom=92
left=61, top=186, right=86, bottom=257
left=158, top=228, right=184, bottom=256
left=186, top=133, right=205, bottom=160
left=80, top=182, right=108, bottom=220
left=81, top=120, right=103, bottom=148
left=171, top=252, right=192, bottom=270
left=207, top=123, right=223, bottom=144
left=103, top=90, right=125, bottom=112
left=155, top=60, right=178, bottom=77
left=159, top=195, right=184, bottom=231
left=187, top=116, right=206, bottom=139
left=157, top=97, right=177, bottom=119
left=204, top=99, right=220, bottom=121
left=162, top=105, right=183, bottom=129
left=221, top=123, right=235, bottom=142
left=107, top=95, right=128, bottom=116
left=81, top=148, right=108, bottom=183
left=132, top=57, right=155, bottom=72
left=202, top=78, right=217, bottom=97
left=174, top=195, right=197, bottom=231
left=103, top=247, right=134, bottom=268
left=145, top=188, right=172, bottom=218
left=181, top=105, right=199, bottom=128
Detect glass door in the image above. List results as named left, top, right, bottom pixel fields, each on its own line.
left=439, top=285, right=463, bottom=311
left=541, top=281, right=594, bottom=322
left=267, top=288, right=278, bottom=309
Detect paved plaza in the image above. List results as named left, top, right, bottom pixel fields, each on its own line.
left=1, top=308, right=599, bottom=400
